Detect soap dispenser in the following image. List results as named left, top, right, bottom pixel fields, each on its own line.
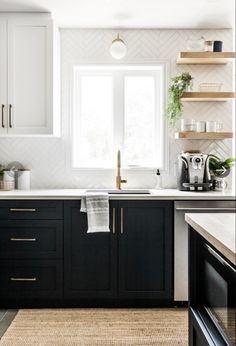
left=154, top=169, right=162, bottom=190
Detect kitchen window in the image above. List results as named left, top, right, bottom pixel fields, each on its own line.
left=72, top=65, right=165, bottom=169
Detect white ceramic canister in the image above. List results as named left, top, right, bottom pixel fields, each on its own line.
left=16, top=169, right=31, bottom=190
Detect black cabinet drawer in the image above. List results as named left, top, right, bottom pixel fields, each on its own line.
left=0, top=260, right=63, bottom=299
left=0, top=200, right=63, bottom=220
left=0, top=220, right=63, bottom=259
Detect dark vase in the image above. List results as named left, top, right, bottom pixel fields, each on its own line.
left=213, top=41, right=223, bottom=52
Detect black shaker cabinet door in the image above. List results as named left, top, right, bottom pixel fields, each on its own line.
left=64, top=200, right=117, bottom=299
left=118, top=200, right=173, bottom=300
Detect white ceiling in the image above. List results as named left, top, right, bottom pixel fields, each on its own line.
left=0, top=0, right=235, bottom=28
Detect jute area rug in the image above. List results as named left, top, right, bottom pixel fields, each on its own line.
left=0, top=308, right=188, bottom=346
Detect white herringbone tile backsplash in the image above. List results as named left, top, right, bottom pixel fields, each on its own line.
left=0, top=29, right=234, bottom=188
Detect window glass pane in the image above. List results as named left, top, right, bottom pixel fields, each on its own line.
left=123, top=76, right=156, bottom=166
left=73, top=75, right=113, bottom=167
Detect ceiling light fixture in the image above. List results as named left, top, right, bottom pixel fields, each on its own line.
left=110, top=34, right=127, bottom=59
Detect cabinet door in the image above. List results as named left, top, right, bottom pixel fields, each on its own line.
left=7, top=19, right=53, bottom=134
left=118, top=200, right=173, bottom=300
left=0, top=259, right=63, bottom=300
left=64, top=201, right=117, bottom=299
left=0, top=20, right=7, bottom=134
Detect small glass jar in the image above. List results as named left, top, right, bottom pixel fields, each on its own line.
left=181, top=119, right=196, bottom=132
left=206, top=121, right=217, bottom=132
left=204, top=40, right=214, bottom=52
left=186, top=37, right=205, bottom=51
left=216, top=122, right=223, bottom=132
left=196, top=121, right=206, bottom=132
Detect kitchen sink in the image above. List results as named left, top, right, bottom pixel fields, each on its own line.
left=85, top=189, right=151, bottom=194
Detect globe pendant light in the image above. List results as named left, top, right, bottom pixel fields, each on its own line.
left=110, top=33, right=127, bottom=59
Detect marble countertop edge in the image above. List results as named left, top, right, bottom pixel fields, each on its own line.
left=0, top=188, right=235, bottom=200
left=185, top=213, right=236, bottom=266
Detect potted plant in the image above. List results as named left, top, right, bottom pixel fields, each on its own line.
left=165, top=72, right=193, bottom=128
left=209, top=155, right=236, bottom=190
left=0, top=165, right=5, bottom=181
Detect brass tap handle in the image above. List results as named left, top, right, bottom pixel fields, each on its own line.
left=116, top=150, right=127, bottom=189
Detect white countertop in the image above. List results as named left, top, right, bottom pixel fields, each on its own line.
left=185, top=213, right=236, bottom=265
left=0, top=188, right=235, bottom=200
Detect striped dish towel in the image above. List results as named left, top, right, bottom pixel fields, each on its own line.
left=80, top=193, right=110, bottom=233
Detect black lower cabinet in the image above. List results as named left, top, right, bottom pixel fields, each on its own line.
left=0, top=200, right=63, bottom=307
left=64, top=200, right=173, bottom=305
left=0, top=259, right=63, bottom=299
left=0, top=199, right=173, bottom=307
left=64, top=200, right=117, bottom=300
left=118, top=200, right=173, bottom=301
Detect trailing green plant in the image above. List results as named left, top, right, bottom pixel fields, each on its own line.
left=165, top=72, right=193, bottom=128
left=209, top=155, right=236, bottom=177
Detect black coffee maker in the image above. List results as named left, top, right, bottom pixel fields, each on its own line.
left=178, top=152, right=212, bottom=191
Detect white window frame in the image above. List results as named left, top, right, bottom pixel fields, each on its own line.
left=70, top=62, right=169, bottom=172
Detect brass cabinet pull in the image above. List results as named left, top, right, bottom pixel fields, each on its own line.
left=120, top=208, right=124, bottom=234
left=10, top=208, right=36, bottom=212
left=10, top=238, right=36, bottom=242
left=9, top=104, right=12, bottom=128
left=112, top=208, right=116, bottom=234
left=1, top=104, right=5, bottom=128
left=10, top=277, right=37, bottom=282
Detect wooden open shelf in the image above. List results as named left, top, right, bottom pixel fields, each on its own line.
left=175, top=132, right=233, bottom=140
left=181, top=92, right=235, bottom=101
left=177, top=52, right=236, bottom=64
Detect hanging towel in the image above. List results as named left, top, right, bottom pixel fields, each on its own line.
left=80, top=193, right=110, bottom=233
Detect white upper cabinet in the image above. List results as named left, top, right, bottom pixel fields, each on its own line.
left=0, top=20, right=7, bottom=134
left=0, top=14, right=59, bottom=136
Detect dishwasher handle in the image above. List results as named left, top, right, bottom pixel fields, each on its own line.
left=206, top=244, right=236, bottom=272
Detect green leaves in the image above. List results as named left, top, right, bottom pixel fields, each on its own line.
left=224, top=157, right=236, bottom=169
left=165, top=72, right=193, bottom=128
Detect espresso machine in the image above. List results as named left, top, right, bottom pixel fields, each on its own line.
left=177, top=152, right=212, bottom=191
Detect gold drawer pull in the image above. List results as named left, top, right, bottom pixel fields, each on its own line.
left=120, top=208, right=124, bottom=234
left=10, top=238, right=36, bottom=242
left=112, top=208, right=116, bottom=234
left=10, top=208, right=36, bottom=212
left=10, top=277, right=37, bottom=282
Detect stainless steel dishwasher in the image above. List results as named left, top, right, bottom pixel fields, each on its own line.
left=174, top=200, right=236, bottom=302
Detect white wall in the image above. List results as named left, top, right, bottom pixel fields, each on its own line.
left=0, top=28, right=233, bottom=189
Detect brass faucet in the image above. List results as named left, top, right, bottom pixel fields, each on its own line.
left=116, top=150, right=127, bottom=189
